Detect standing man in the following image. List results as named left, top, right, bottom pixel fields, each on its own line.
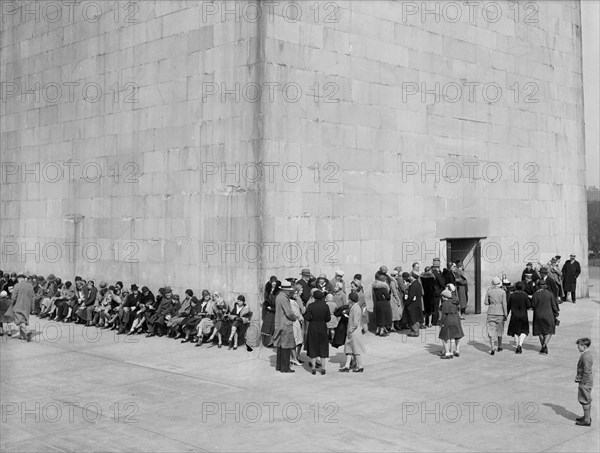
left=562, top=254, right=581, bottom=303
left=431, top=258, right=446, bottom=326
left=402, top=272, right=424, bottom=337
left=297, top=269, right=314, bottom=306
left=521, top=262, right=540, bottom=282
left=8, top=274, right=34, bottom=342
left=273, top=280, right=298, bottom=373
left=539, top=267, right=560, bottom=303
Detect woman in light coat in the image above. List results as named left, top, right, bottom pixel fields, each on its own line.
left=340, top=292, right=366, bottom=372
left=485, top=277, right=508, bottom=355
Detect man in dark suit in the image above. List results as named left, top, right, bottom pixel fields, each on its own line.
left=431, top=258, right=446, bottom=326
left=297, top=269, right=313, bottom=306
left=521, top=262, right=540, bottom=282
left=562, top=254, right=581, bottom=303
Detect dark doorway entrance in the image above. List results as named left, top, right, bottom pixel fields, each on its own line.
left=443, top=237, right=487, bottom=314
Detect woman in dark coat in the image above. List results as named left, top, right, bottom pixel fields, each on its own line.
left=438, top=289, right=464, bottom=358
left=420, top=267, right=436, bottom=327
left=372, top=274, right=392, bottom=336
left=304, top=290, right=331, bottom=375
left=331, top=304, right=350, bottom=348
left=507, top=281, right=530, bottom=354
left=531, top=280, right=560, bottom=355
left=261, top=277, right=278, bottom=347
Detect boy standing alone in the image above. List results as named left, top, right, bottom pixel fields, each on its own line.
left=575, top=337, right=594, bottom=426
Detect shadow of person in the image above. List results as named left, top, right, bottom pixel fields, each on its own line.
left=424, top=343, right=443, bottom=356
left=543, top=403, right=579, bottom=421
left=328, top=352, right=346, bottom=365
left=468, top=340, right=492, bottom=354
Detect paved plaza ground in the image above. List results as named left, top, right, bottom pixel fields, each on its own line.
left=1, top=270, right=599, bottom=452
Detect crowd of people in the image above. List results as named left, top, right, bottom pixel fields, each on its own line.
left=0, top=253, right=582, bottom=369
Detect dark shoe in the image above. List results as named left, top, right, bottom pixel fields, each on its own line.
left=453, top=352, right=460, bottom=357
left=195, top=343, right=202, bottom=347
left=228, top=344, right=233, bottom=350
left=420, top=325, right=426, bottom=329
left=146, top=333, right=155, bottom=338
left=543, top=347, right=548, bottom=355
left=441, top=355, right=453, bottom=359
left=321, top=369, right=326, bottom=375
left=233, top=346, right=238, bottom=350
left=281, top=369, right=295, bottom=373
left=575, top=419, right=591, bottom=426
left=407, top=333, right=419, bottom=337
left=516, top=346, right=522, bottom=354
left=25, top=331, right=33, bottom=342
left=576, top=415, right=585, bottom=421
left=353, top=368, right=364, bottom=373
left=218, top=344, right=222, bottom=349
left=490, top=350, right=495, bottom=356
left=246, top=345, right=253, bottom=352
left=497, top=347, right=503, bottom=352
left=339, top=367, right=350, bottom=372
left=181, top=338, right=190, bottom=343
left=311, top=369, right=316, bottom=375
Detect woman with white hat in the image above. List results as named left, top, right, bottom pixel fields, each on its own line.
left=485, top=277, right=508, bottom=355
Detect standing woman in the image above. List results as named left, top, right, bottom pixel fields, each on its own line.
left=438, top=289, right=464, bottom=359
left=290, top=284, right=305, bottom=366
left=340, top=292, right=366, bottom=372
left=485, top=277, right=508, bottom=355
left=389, top=270, right=402, bottom=332
left=420, top=267, right=435, bottom=328
left=507, top=281, right=530, bottom=354
left=372, top=274, right=392, bottom=337
left=453, top=260, right=469, bottom=317
left=531, top=280, right=560, bottom=354
left=261, top=276, right=279, bottom=347
left=304, top=290, right=331, bottom=375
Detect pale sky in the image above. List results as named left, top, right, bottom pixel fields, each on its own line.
left=582, top=0, right=600, bottom=187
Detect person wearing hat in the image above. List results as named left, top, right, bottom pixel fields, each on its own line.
left=167, top=289, right=199, bottom=339
left=453, top=260, right=468, bottom=317
left=548, top=257, right=564, bottom=302
left=30, top=276, right=44, bottom=316
left=262, top=276, right=280, bottom=346
left=389, top=270, right=403, bottom=332
left=522, top=272, right=537, bottom=299
left=430, top=258, right=446, bottom=326
left=485, top=277, right=508, bottom=355
left=372, top=273, right=392, bottom=337
left=193, top=290, right=217, bottom=346
left=333, top=270, right=346, bottom=294
left=315, top=273, right=334, bottom=295
left=75, top=280, right=98, bottom=326
left=304, top=290, right=331, bottom=375
left=375, top=266, right=392, bottom=286
left=273, top=280, right=299, bottom=373
left=401, top=272, right=424, bottom=337
left=562, top=254, right=581, bottom=303
left=531, top=280, right=560, bottom=354
left=296, top=269, right=314, bottom=306
left=146, top=287, right=176, bottom=337
left=538, top=267, right=560, bottom=302
left=223, top=295, right=252, bottom=350
left=521, top=263, right=540, bottom=282
left=115, top=284, right=141, bottom=334
left=420, top=266, right=435, bottom=327
left=0, top=290, right=13, bottom=336
left=340, top=291, right=366, bottom=372
left=507, top=281, right=530, bottom=354
left=6, top=274, right=34, bottom=342
left=128, top=286, right=156, bottom=334
left=438, top=289, right=464, bottom=359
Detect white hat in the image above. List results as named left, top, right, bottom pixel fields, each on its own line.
left=335, top=270, right=344, bottom=277
left=447, top=283, right=456, bottom=292
left=0, top=291, right=6, bottom=297
left=280, top=280, right=293, bottom=290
